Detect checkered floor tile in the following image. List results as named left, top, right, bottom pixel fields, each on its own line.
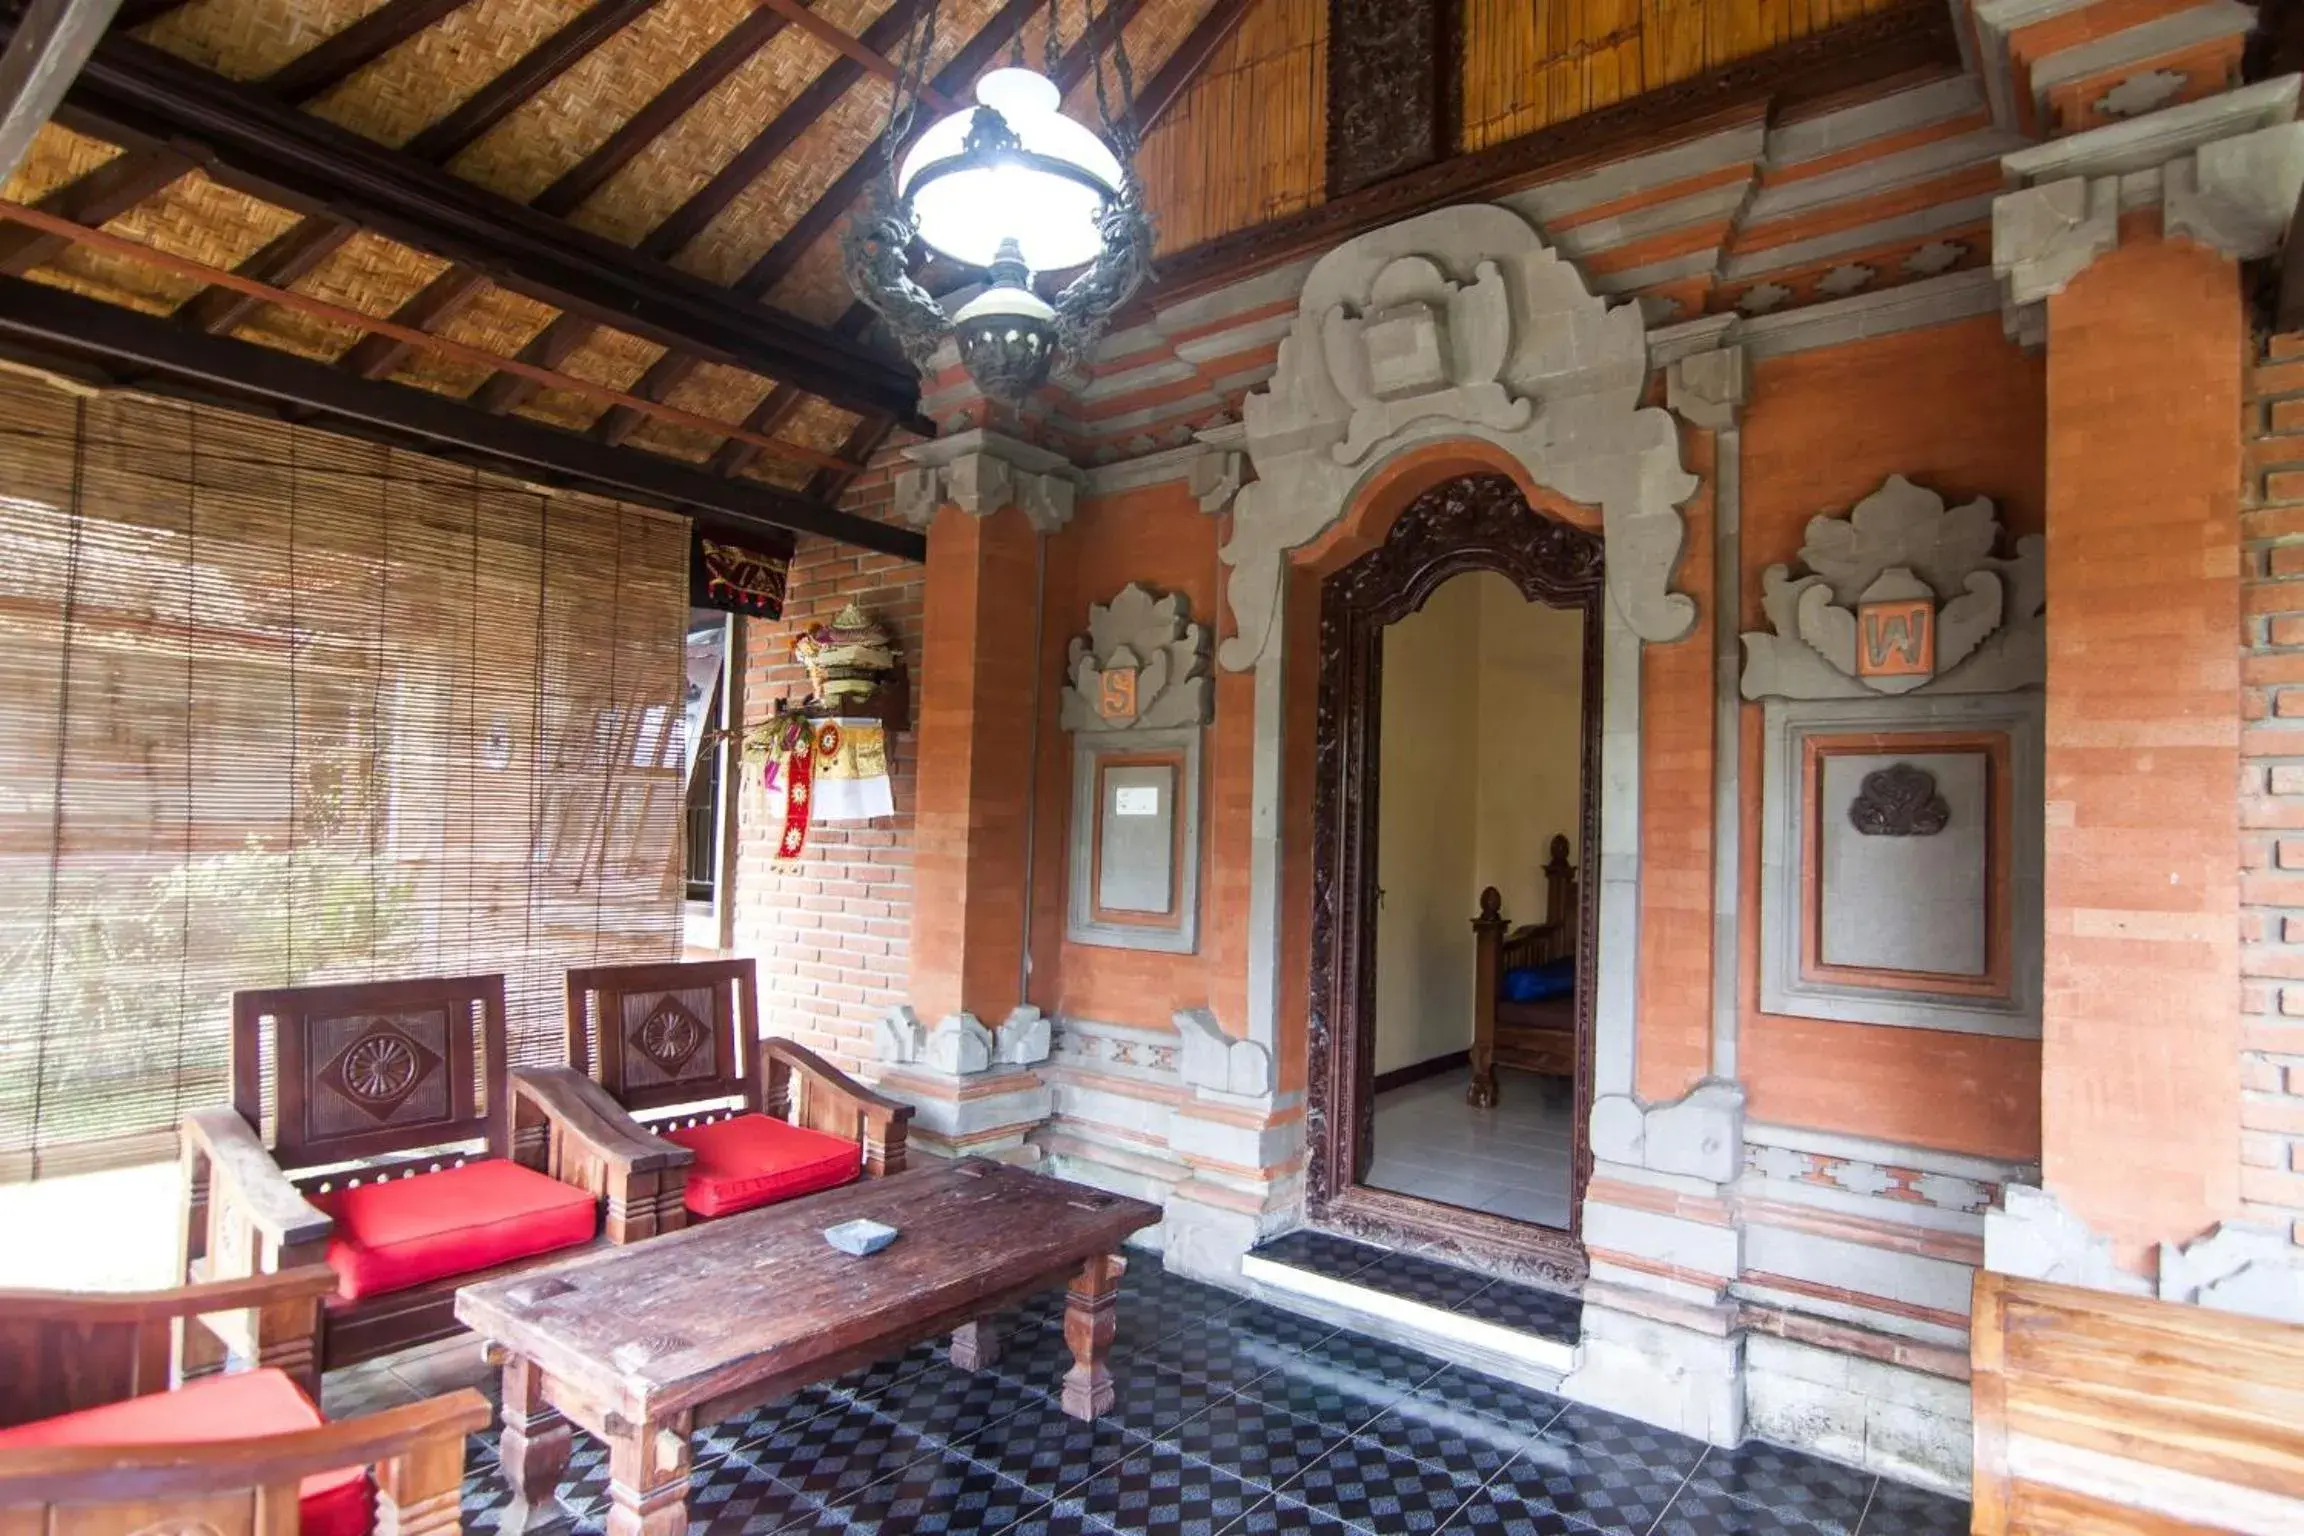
left=432, top=1253, right=1966, bottom=1535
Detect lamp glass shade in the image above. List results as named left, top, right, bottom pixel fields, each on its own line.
left=897, top=67, right=1122, bottom=271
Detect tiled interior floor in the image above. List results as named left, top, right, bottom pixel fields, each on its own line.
left=349, top=1262, right=1968, bottom=1535
left=1367, top=1066, right=1574, bottom=1228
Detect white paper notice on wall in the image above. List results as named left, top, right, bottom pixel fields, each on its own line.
left=1113, top=784, right=1161, bottom=817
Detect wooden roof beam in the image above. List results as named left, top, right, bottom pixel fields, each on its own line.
left=754, top=0, right=955, bottom=112
left=1134, top=0, right=1254, bottom=130
left=181, top=0, right=660, bottom=349
left=0, top=273, right=923, bottom=558
left=482, top=0, right=938, bottom=423
left=259, top=0, right=480, bottom=105
left=26, top=25, right=930, bottom=426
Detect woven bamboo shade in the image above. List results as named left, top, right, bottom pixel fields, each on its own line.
left=0, top=367, right=689, bottom=1183
left=1458, top=0, right=1905, bottom=150
left=1136, top=0, right=1326, bottom=255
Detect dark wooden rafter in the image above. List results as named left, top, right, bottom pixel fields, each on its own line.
left=484, top=0, right=940, bottom=424
left=0, top=0, right=126, bottom=188
left=0, top=192, right=856, bottom=468
left=109, top=0, right=189, bottom=25
left=177, top=213, right=353, bottom=333
left=336, top=264, right=488, bottom=377
left=182, top=0, right=657, bottom=348
left=258, top=0, right=478, bottom=104
left=0, top=132, right=185, bottom=273
left=23, top=27, right=927, bottom=423
left=754, top=0, right=955, bottom=111
left=803, top=410, right=886, bottom=500
left=709, top=301, right=874, bottom=479
left=0, top=273, right=922, bottom=554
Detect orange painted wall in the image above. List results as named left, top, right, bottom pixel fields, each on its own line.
left=2037, top=233, right=2242, bottom=1257
left=1736, top=312, right=2049, bottom=1160
left=1637, top=426, right=1716, bottom=1103
left=1028, top=483, right=1244, bottom=1032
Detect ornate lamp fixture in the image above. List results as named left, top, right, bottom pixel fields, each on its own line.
left=843, top=0, right=1153, bottom=403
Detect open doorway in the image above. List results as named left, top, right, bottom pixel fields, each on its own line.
left=1308, top=472, right=1600, bottom=1285
left=1367, top=572, right=1587, bottom=1228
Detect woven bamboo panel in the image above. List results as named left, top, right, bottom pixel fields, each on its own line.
left=736, top=453, right=815, bottom=491
left=763, top=228, right=856, bottom=324
left=309, top=0, right=597, bottom=149
left=138, top=0, right=395, bottom=82
left=621, top=415, right=723, bottom=463
left=392, top=281, right=563, bottom=397
left=571, top=0, right=894, bottom=249
left=1, top=123, right=121, bottom=207
left=514, top=385, right=610, bottom=434
left=662, top=359, right=778, bottom=428
left=446, top=0, right=758, bottom=204
left=223, top=228, right=451, bottom=363
left=554, top=325, right=666, bottom=390
left=28, top=245, right=202, bottom=317
left=102, top=169, right=295, bottom=275
left=674, top=0, right=1004, bottom=283
left=1137, top=0, right=1326, bottom=254
left=780, top=393, right=863, bottom=454
left=1460, top=0, right=1902, bottom=149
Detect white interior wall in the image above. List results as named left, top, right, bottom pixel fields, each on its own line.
left=1373, top=572, right=1585, bottom=1077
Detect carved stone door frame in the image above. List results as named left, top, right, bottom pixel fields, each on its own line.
left=1308, top=472, right=1603, bottom=1291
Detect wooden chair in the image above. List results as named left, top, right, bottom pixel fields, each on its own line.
left=181, top=973, right=677, bottom=1373
left=534, top=957, right=913, bottom=1238
left=0, top=1263, right=488, bottom=1535
left=1469, top=834, right=1581, bottom=1106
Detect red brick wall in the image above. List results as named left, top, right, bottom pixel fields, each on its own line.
left=2238, top=331, right=2304, bottom=1245
left=732, top=452, right=923, bottom=1075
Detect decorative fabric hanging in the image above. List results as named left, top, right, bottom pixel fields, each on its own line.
left=756, top=716, right=894, bottom=860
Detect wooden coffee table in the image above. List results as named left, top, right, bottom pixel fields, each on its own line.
left=456, top=1157, right=1163, bottom=1536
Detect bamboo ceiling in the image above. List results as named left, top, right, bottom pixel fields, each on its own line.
left=0, top=0, right=1936, bottom=516
left=1, top=0, right=1225, bottom=500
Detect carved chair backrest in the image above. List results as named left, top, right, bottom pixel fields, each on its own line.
left=231, top=974, right=510, bottom=1175
left=1500, top=835, right=1579, bottom=972
left=565, top=958, right=762, bottom=1119
left=0, top=1302, right=170, bottom=1428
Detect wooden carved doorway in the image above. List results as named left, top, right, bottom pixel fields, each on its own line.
left=1308, top=472, right=1602, bottom=1289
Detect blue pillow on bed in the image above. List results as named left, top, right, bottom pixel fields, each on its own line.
left=1502, top=958, right=1576, bottom=1003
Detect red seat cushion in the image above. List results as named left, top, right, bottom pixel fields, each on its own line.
left=665, top=1112, right=862, bottom=1219
left=0, top=1368, right=370, bottom=1536
left=312, top=1158, right=596, bottom=1301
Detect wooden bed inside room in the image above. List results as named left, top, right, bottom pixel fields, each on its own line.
left=1467, top=834, right=1579, bottom=1105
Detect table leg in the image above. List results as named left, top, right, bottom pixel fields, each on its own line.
left=497, top=1353, right=574, bottom=1536
left=951, top=1318, right=1004, bottom=1371
left=605, top=1412, right=694, bottom=1536
left=1061, top=1251, right=1126, bottom=1420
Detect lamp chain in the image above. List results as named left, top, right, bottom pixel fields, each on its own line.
left=1080, top=0, right=1139, bottom=157
left=883, top=0, right=943, bottom=159
left=1042, top=0, right=1061, bottom=77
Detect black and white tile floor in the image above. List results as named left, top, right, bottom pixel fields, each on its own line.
left=402, top=1265, right=1966, bottom=1536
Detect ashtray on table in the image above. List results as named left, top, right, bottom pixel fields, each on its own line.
left=824, top=1218, right=898, bottom=1256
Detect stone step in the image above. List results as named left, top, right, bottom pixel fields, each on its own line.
left=1240, top=1230, right=1582, bottom=1395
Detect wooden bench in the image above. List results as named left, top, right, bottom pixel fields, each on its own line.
left=0, top=1264, right=488, bottom=1535
left=1972, top=1268, right=2304, bottom=1533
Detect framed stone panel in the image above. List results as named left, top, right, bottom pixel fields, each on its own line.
left=1069, top=727, right=1201, bottom=953
left=1760, top=694, right=2042, bottom=1037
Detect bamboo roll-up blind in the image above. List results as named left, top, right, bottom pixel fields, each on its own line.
left=0, top=373, right=690, bottom=1182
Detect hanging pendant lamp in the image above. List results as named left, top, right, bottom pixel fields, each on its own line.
left=842, top=0, right=1153, bottom=403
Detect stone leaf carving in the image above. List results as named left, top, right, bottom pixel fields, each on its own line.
left=874, top=1006, right=927, bottom=1064
left=1174, top=1007, right=1273, bottom=1098
left=1848, top=763, right=1950, bottom=836
left=895, top=431, right=1081, bottom=533
left=1742, top=474, right=2045, bottom=700
left=1060, top=584, right=1211, bottom=732
left=993, top=1004, right=1052, bottom=1066
left=926, top=1013, right=995, bottom=1075
left=1218, top=203, right=1697, bottom=670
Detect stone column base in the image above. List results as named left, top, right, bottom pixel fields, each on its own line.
left=1561, top=1297, right=1745, bottom=1447
left=873, top=1064, right=1052, bottom=1163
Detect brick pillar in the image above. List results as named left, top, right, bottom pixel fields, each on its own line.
left=2038, top=228, right=2243, bottom=1263
left=867, top=431, right=1080, bottom=1159
left=910, top=500, right=1039, bottom=1028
